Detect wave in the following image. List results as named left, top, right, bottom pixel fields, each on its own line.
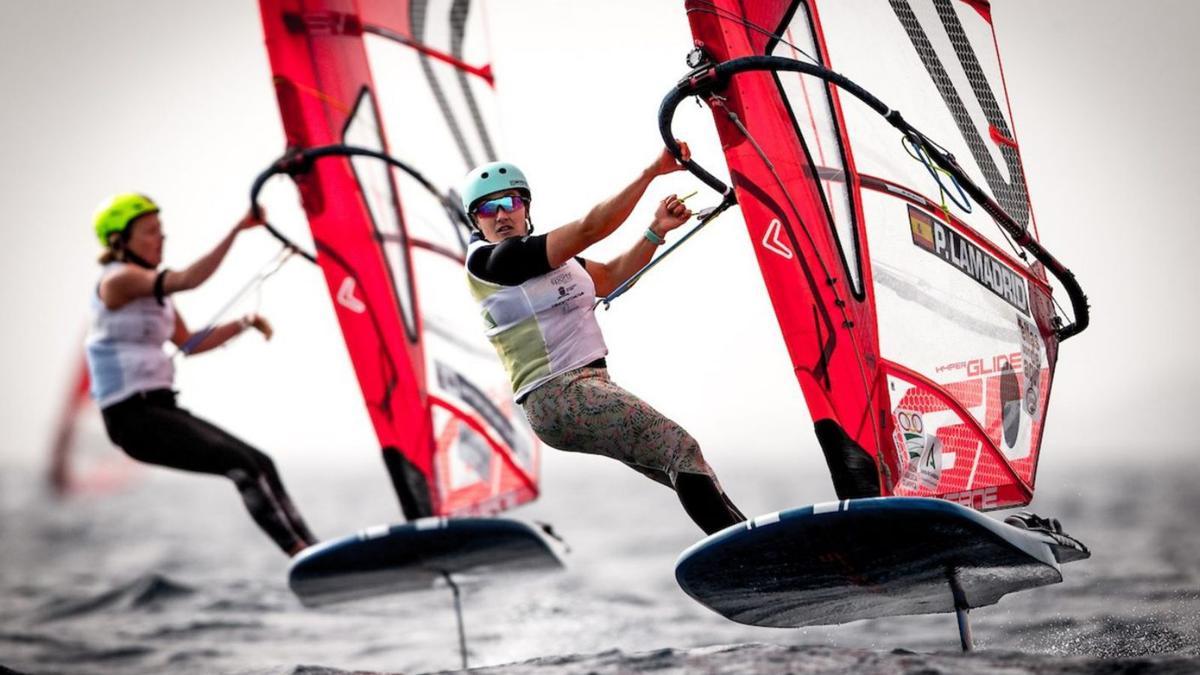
left=33, top=572, right=194, bottom=622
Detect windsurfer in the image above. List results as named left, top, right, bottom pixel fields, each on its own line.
left=462, top=150, right=746, bottom=535
left=85, top=194, right=317, bottom=556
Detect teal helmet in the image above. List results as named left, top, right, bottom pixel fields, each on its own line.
left=94, top=193, right=159, bottom=246
left=460, top=161, right=531, bottom=214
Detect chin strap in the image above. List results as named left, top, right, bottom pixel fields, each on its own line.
left=115, top=246, right=156, bottom=271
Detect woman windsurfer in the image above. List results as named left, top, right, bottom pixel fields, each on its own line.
left=85, top=194, right=316, bottom=556
left=462, top=148, right=746, bottom=535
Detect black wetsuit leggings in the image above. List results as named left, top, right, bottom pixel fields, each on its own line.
left=101, top=390, right=316, bottom=554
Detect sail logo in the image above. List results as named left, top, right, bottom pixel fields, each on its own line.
left=762, top=219, right=793, bottom=259
left=896, top=411, right=941, bottom=493
left=909, top=206, right=1029, bottom=315
left=1017, top=316, right=1042, bottom=417
left=292, top=11, right=358, bottom=36
left=337, top=277, right=366, bottom=314
left=943, top=486, right=999, bottom=510
left=894, top=409, right=926, bottom=461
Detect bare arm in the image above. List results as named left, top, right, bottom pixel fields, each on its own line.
left=585, top=194, right=693, bottom=297
left=99, top=208, right=265, bottom=310
left=545, top=143, right=691, bottom=269
left=170, top=311, right=274, bottom=356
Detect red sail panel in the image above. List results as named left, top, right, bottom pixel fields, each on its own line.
left=259, top=0, right=538, bottom=518
left=47, top=353, right=92, bottom=494
left=685, top=0, right=1060, bottom=510
left=46, top=350, right=142, bottom=496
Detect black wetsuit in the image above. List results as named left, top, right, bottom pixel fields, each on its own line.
left=100, top=390, right=316, bottom=554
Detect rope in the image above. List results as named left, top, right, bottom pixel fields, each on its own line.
left=174, top=246, right=296, bottom=357
left=595, top=194, right=735, bottom=309
left=685, top=2, right=821, bottom=65
left=716, top=97, right=856, bottom=332
left=902, top=134, right=972, bottom=214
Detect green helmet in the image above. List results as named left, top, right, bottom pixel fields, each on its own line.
left=93, top=193, right=159, bottom=246
left=460, top=161, right=530, bottom=214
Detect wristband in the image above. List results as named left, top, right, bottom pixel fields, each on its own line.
left=644, top=228, right=665, bottom=246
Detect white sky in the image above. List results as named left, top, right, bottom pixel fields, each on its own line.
left=1, top=0, right=1197, bottom=491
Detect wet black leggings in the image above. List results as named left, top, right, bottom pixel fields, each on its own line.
left=101, top=390, right=316, bottom=555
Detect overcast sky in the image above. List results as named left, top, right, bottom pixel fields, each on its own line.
left=1, top=1, right=1196, bottom=500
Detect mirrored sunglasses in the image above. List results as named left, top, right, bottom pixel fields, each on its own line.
left=474, top=195, right=527, bottom=217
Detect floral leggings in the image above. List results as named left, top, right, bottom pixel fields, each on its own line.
left=523, top=367, right=745, bottom=534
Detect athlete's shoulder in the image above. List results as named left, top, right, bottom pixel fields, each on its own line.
left=468, top=234, right=551, bottom=286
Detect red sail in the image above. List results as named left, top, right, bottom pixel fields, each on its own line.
left=46, top=350, right=142, bottom=496
left=684, top=0, right=1066, bottom=510
left=259, top=0, right=539, bottom=518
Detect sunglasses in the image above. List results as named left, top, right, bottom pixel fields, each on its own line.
left=473, top=195, right=527, bottom=217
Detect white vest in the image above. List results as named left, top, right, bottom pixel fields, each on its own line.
left=85, top=263, right=176, bottom=408
left=466, top=239, right=608, bottom=400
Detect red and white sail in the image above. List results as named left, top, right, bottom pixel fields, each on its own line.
left=258, top=0, right=539, bottom=518
left=682, top=0, right=1081, bottom=509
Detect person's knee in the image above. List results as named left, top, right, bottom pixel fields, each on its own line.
left=248, top=448, right=279, bottom=475
left=220, top=442, right=276, bottom=479
left=664, top=431, right=712, bottom=478
left=226, top=467, right=255, bottom=489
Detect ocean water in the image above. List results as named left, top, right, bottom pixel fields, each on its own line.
left=2, top=449, right=1197, bottom=674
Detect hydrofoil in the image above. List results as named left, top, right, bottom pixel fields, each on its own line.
left=290, top=517, right=565, bottom=666
left=675, top=497, right=1088, bottom=650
